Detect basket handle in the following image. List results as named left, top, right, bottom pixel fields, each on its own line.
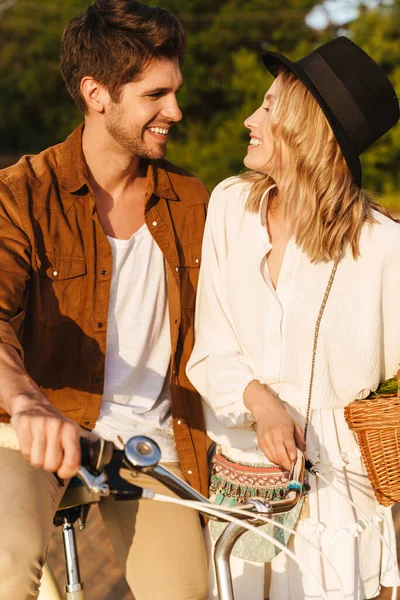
left=397, top=369, right=400, bottom=398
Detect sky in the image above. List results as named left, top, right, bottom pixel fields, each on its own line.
left=306, top=0, right=391, bottom=29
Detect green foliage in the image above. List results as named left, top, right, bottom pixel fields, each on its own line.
left=147, top=0, right=320, bottom=189
left=369, top=374, right=399, bottom=397
left=348, top=4, right=400, bottom=194
left=0, top=0, right=399, bottom=196
left=0, top=0, right=87, bottom=151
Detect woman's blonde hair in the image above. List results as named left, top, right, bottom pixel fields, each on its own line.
left=239, top=69, right=391, bottom=263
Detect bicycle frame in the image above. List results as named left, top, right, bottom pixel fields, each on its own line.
left=36, top=433, right=306, bottom=600
left=3, top=425, right=395, bottom=600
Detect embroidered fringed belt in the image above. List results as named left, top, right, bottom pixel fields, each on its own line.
left=210, top=453, right=291, bottom=505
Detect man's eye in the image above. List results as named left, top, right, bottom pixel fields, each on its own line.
left=148, top=92, right=163, bottom=99
left=263, top=107, right=270, bottom=112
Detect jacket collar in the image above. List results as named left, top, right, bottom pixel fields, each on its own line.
left=59, top=124, right=90, bottom=194
left=59, top=123, right=178, bottom=201
left=147, top=160, right=178, bottom=201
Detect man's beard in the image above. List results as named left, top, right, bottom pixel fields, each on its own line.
left=106, top=103, right=167, bottom=160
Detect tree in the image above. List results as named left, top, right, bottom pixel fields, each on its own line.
left=347, top=2, right=400, bottom=194
left=146, top=0, right=322, bottom=188
left=0, top=0, right=322, bottom=188
left=0, top=1, right=87, bottom=152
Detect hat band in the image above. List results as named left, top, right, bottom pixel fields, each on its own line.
left=299, top=53, right=372, bottom=153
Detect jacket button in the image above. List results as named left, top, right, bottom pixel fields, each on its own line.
left=195, top=258, right=199, bottom=264
left=52, top=270, right=58, bottom=277
left=152, top=221, right=158, bottom=227
left=175, top=267, right=179, bottom=272
left=177, top=419, right=182, bottom=425
left=97, top=322, right=103, bottom=328
left=95, top=376, right=102, bottom=383
left=174, top=319, right=178, bottom=324
left=101, top=269, right=107, bottom=275
left=84, top=420, right=90, bottom=426
left=172, top=369, right=176, bottom=375
left=187, top=470, right=193, bottom=475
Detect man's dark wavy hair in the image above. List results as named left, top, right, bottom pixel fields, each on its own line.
left=60, top=0, right=186, bottom=113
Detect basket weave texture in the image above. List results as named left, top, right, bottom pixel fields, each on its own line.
left=344, top=393, right=400, bottom=507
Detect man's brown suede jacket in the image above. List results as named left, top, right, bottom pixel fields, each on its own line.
left=0, top=125, right=209, bottom=495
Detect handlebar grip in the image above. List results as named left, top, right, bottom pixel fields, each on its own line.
left=80, top=436, right=114, bottom=474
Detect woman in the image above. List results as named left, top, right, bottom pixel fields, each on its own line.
left=187, top=37, right=400, bottom=599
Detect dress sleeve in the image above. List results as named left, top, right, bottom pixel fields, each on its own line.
left=381, top=229, right=400, bottom=381
left=0, top=179, right=32, bottom=358
left=186, top=183, right=258, bottom=429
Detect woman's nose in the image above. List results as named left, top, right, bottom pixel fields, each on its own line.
left=244, top=108, right=260, bottom=130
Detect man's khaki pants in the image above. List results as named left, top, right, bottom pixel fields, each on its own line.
left=0, top=447, right=208, bottom=600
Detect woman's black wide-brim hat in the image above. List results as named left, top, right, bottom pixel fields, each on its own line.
left=262, top=37, right=399, bottom=187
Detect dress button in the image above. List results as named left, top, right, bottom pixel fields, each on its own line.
left=152, top=221, right=158, bottom=227
left=101, top=269, right=107, bottom=275
left=177, top=419, right=182, bottom=425
left=52, top=270, right=58, bottom=277
left=175, top=267, right=179, bottom=272
left=195, top=258, right=199, bottom=264
left=187, top=470, right=193, bottom=475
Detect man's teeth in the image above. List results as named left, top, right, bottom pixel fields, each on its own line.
left=149, top=127, right=169, bottom=136
left=250, top=138, right=262, bottom=146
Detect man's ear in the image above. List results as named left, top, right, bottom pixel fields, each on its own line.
left=80, top=77, right=109, bottom=114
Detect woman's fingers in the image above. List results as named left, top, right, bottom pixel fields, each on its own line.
left=294, top=423, right=306, bottom=452
left=259, top=431, right=296, bottom=470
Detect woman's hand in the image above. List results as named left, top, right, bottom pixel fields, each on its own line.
left=244, top=380, right=306, bottom=470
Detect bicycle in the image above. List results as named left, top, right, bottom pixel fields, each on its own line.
left=0, top=424, right=397, bottom=600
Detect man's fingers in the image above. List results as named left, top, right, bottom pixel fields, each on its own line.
left=57, top=422, right=81, bottom=479
left=29, top=419, right=47, bottom=468
left=11, top=414, right=32, bottom=459
left=42, top=420, right=64, bottom=473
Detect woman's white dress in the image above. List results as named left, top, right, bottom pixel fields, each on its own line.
left=186, top=178, right=400, bottom=600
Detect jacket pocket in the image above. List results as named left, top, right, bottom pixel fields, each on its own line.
left=36, top=254, right=87, bottom=327
left=178, top=243, right=202, bottom=310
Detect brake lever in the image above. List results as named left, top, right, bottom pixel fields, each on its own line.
left=77, top=466, right=110, bottom=497
left=78, top=449, right=146, bottom=501
left=104, top=450, right=147, bottom=500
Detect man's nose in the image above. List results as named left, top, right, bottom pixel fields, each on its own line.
left=163, top=97, right=182, bottom=122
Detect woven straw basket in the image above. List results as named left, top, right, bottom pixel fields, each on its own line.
left=344, top=390, right=400, bottom=507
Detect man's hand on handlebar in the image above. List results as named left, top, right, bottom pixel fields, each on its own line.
left=10, top=393, right=97, bottom=479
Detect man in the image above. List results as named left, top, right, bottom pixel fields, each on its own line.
left=0, top=1, right=209, bottom=598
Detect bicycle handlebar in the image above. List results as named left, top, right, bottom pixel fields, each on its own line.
left=78, top=435, right=306, bottom=519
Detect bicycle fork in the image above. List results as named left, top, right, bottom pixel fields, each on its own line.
left=62, top=520, right=84, bottom=600
left=38, top=516, right=84, bottom=600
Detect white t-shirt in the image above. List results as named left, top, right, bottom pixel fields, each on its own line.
left=94, top=224, right=178, bottom=462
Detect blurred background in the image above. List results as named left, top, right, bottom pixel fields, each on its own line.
left=0, top=0, right=399, bottom=206
left=1, top=1, right=399, bottom=598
